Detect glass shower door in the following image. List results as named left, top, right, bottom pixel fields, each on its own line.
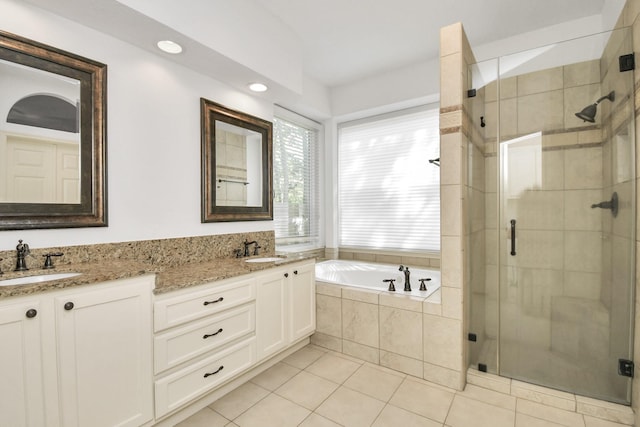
left=497, top=28, right=635, bottom=404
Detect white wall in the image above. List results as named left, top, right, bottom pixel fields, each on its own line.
left=0, top=0, right=275, bottom=249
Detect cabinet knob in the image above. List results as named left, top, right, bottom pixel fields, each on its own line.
left=284, top=273, right=289, bottom=278
left=25, top=308, right=37, bottom=318
left=64, top=302, right=74, bottom=311
left=293, top=270, right=298, bottom=275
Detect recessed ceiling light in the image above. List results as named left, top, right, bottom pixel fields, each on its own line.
left=157, top=40, right=183, bottom=54
left=248, top=83, right=268, bottom=92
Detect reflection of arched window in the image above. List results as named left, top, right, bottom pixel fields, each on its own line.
left=6, top=94, right=78, bottom=133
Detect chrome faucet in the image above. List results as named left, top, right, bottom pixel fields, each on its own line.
left=15, top=239, right=30, bottom=271
left=399, top=265, right=411, bottom=291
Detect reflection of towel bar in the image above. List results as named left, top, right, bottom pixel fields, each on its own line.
left=218, top=179, right=249, bottom=185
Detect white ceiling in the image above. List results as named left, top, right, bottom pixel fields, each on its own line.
left=251, top=0, right=613, bottom=87
left=20, top=0, right=623, bottom=94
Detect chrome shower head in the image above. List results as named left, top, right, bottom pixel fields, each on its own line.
left=575, top=91, right=615, bottom=123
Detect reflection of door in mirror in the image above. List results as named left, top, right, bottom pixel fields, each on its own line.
left=3, top=135, right=79, bottom=203
left=0, top=58, right=81, bottom=204
left=215, top=121, right=263, bottom=207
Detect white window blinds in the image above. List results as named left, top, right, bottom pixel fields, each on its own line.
left=338, top=105, right=440, bottom=252
left=273, top=111, right=322, bottom=251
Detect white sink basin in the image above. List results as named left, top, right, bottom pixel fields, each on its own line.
left=245, top=257, right=284, bottom=263
left=0, top=272, right=82, bottom=287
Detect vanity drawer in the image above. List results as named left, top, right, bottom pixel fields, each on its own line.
left=154, top=303, right=255, bottom=374
left=154, top=336, right=255, bottom=418
left=155, top=277, right=256, bottom=332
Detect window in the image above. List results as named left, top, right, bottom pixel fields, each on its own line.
left=338, top=105, right=440, bottom=253
left=273, top=108, right=322, bottom=251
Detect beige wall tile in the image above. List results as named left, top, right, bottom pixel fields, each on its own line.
left=440, top=110, right=463, bottom=130
left=441, top=132, right=463, bottom=185
left=379, top=293, right=424, bottom=312
left=543, top=131, right=578, bottom=149
left=500, top=97, right=518, bottom=137
left=576, top=396, right=635, bottom=425
left=501, top=76, right=518, bottom=99
left=342, top=287, right=379, bottom=304
left=564, top=146, right=603, bottom=190
left=342, top=340, right=380, bottom=364
left=423, top=314, right=463, bottom=371
left=423, top=362, right=464, bottom=390
left=441, top=53, right=463, bottom=108
left=578, top=129, right=603, bottom=145
left=316, top=294, right=342, bottom=337
left=564, top=60, right=601, bottom=88
left=342, top=299, right=379, bottom=347
left=514, top=230, right=564, bottom=270
left=379, top=306, right=423, bottom=360
left=564, top=231, right=602, bottom=273
left=466, top=369, right=511, bottom=394
left=310, top=332, right=343, bottom=352
left=379, top=350, right=424, bottom=378
left=564, top=189, right=602, bottom=231
left=511, top=379, right=576, bottom=411
left=515, top=190, right=564, bottom=231
left=563, top=271, right=601, bottom=300
left=517, top=90, right=565, bottom=134
left=316, top=282, right=342, bottom=297
left=441, top=185, right=462, bottom=236
left=440, top=22, right=463, bottom=57
left=541, top=149, right=565, bottom=190
left=442, top=286, right=463, bottom=320
left=441, top=235, right=463, bottom=288
left=375, top=254, right=402, bottom=265
left=518, top=67, right=563, bottom=96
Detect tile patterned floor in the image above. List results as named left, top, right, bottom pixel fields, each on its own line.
left=175, top=344, right=634, bottom=427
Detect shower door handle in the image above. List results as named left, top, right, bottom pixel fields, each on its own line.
left=510, top=219, right=516, bottom=256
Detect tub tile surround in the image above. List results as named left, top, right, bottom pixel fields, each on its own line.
left=312, top=281, right=456, bottom=386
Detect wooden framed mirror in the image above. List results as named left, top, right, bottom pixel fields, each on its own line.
left=0, top=30, right=107, bottom=229
left=201, top=98, right=272, bottom=222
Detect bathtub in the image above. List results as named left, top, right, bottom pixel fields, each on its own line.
left=315, top=259, right=440, bottom=299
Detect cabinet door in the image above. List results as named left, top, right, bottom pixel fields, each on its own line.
left=256, top=268, right=288, bottom=361
left=0, top=299, right=46, bottom=427
left=289, top=261, right=316, bottom=342
left=55, top=276, right=154, bottom=427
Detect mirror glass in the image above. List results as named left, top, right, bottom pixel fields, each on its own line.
left=201, top=98, right=272, bottom=222
left=214, top=121, right=263, bottom=207
left=0, top=30, right=107, bottom=229
left=0, top=58, right=81, bottom=204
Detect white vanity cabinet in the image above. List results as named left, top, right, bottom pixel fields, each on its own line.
left=0, top=275, right=155, bottom=427
left=256, top=260, right=315, bottom=362
left=153, top=275, right=257, bottom=418
left=54, top=277, right=154, bottom=427
left=0, top=298, right=47, bottom=427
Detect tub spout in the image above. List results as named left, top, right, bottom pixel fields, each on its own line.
left=399, top=265, right=411, bottom=291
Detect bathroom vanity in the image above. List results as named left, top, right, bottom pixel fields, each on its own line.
left=0, top=256, right=316, bottom=427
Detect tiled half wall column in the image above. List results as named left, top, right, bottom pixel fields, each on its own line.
left=437, top=22, right=476, bottom=391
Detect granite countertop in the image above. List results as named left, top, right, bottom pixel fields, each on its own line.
left=0, top=254, right=316, bottom=299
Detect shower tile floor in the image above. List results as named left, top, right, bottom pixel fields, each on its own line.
left=176, top=344, right=634, bottom=427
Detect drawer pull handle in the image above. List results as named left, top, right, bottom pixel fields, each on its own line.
left=203, top=297, right=224, bottom=306
left=25, top=309, right=37, bottom=318
left=203, top=328, right=224, bottom=339
left=204, top=365, right=224, bottom=378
